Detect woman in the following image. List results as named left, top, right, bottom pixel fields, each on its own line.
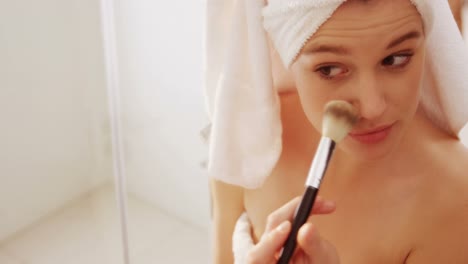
left=206, top=0, right=468, bottom=263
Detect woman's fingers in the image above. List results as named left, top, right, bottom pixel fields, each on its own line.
left=246, top=221, right=291, bottom=264
left=248, top=197, right=339, bottom=264
left=297, top=223, right=340, bottom=264
left=264, top=196, right=336, bottom=234
left=264, top=197, right=301, bottom=234
left=312, top=196, right=336, bottom=214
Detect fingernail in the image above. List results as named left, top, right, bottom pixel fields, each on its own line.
left=324, top=200, right=335, bottom=210
left=276, top=221, right=290, bottom=234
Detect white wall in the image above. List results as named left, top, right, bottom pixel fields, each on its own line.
left=115, top=0, right=211, bottom=229
left=0, top=0, right=112, bottom=241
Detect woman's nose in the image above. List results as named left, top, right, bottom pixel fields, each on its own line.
left=351, top=73, right=387, bottom=121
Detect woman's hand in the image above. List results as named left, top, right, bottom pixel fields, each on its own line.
left=246, top=196, right=339, bottom=264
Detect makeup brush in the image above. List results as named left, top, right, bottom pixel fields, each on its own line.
left=277, top=100, right=359, bottom=264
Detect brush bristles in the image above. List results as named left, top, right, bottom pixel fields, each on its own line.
left=322, top=101, right=359, bottom=142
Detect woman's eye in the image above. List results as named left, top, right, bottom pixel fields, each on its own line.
left=315, top=65, right=346, bottom=79
left=381, top=54, right=413, bottom=67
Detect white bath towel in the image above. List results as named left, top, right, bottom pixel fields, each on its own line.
left=205, top=0, right=282, bottom=188
left=232, top=212, right=255, bottom=264
left=204, top=0, right=468, bottom=189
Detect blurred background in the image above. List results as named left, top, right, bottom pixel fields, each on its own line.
left=0, top=0, right=209, bottom=263
left=0, top=0, right=467, bottom=264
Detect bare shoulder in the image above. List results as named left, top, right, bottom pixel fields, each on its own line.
left=406, top=141, right=468, bottom=263
left=434, top=140, right=468, bottom=199
left=209, top=179, right=245, bottom=264
left=436, top=139, right=468, bottom=191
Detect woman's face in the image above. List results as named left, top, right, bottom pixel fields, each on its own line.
left=291, top=0, right=426, bottom=160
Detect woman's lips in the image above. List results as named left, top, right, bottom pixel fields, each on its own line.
left=348, top=124, right=394, bottom=144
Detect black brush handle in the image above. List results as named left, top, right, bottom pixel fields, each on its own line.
left=277, top=186, right=318, bottom=264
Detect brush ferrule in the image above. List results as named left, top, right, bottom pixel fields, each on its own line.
left=305, top=137, right=335, bottom=189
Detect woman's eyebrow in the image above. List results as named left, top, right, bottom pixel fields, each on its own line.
left=303, top=44, right=349, bottom=55
left=302, top=30, right=422, bottom=56
left=387, top=30, right=421, bottom=49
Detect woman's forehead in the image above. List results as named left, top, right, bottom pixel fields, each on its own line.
left=262, top=0, right=429, bottom=67
left=306, top=0, right=423, bottom=45
left=322, top=0, right=423, bottom=33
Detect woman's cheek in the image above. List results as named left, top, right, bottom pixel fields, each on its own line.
left=295, top=77, right=331, bottom=132
left=395, top=65, right=424, bottom=113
